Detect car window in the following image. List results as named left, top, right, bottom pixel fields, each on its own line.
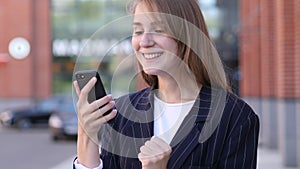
left=38, top=99, right=58, bottom=111
left=38, top=94, right=73, bottom=112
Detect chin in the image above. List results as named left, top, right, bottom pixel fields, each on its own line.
left=143, top=68, right=161, bottom=76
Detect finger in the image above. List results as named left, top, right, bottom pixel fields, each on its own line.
left=144, top=140, right=163, bottom=155
left=97, top=109, right=117, bottom=124
left=138, top=152, right=153, bottom=162
left=77, top=98, right=115, bottom=129
left=151, top=136, right=172, bottom=153
left=138, top=152, right=149, bottom=162
left=73, top=81, right=81, bottom=96
left=138, top=152, right=143, bottom=160
left=138, top=152, right=155, bottom=162
left=138, top=151, right=159, bottom=165
left=97, top=101, right=115, bottom=117
left=90, top=95, right=113, bottom=111
left=151, top=136, right=166, bottom=144
left=86, top=101, right=115, bottom=122
left=140, top=144, right=154, bottom=156
left=151, top=136, right=170, bottom=148
left=79, top=106, right=114, bottom=125
left=78, top=77, right=97, bottom=103
left=141, top=138, right=166, bottom=156
left=81, top=95, right=113, bottom=117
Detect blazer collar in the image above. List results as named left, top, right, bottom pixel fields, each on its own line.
left=128, top=85, right=213, bottom=130
left=168, top=86, right=228, bottom=168
left=166, top=86, right=212, bottom=168
left=128, top=86, right=217, bottom=167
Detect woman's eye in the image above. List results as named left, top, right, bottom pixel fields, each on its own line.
left=133, top=31, right=143, bottom=35
left=155, top=29, right=165, bottom=33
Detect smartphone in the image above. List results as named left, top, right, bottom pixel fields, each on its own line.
left=75, top=70, right=112, bottom=116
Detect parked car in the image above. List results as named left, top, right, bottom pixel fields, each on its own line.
left=48, top=101, right=78, bottom=141
left=0, top=94, right=71, bottom=129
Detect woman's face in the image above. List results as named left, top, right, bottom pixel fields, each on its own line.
left=132, top=2, right=179, bottom=76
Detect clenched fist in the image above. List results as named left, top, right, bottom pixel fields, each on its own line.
left=138, top=136, right=172, bottom=169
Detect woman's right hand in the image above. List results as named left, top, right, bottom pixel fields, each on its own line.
left=74, top=77, right=117, bottom=144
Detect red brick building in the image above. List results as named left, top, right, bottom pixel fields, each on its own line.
left=0, top=0, right=52, bottom=99
left=239, top=0, right=300, bottom=167
left=240, top=0, right=300, bottom=99
left=0, top=0, right=299, bottom=167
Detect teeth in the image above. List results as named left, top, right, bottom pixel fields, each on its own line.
left=143, top=53, right=162, bottom=59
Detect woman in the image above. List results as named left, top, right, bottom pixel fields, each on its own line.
left=73, top=0, right=260, bottom=168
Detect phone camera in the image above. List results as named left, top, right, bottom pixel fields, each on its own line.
left=80, top=74, right=85, bottom=79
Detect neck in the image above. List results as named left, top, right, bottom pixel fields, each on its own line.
left=156, top=71, right=201, bottom=103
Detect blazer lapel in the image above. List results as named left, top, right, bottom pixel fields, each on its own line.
left=167, top=86, right=212, bottom=168
left=130, top=88, right=155, bottom=138
left=122, top=88, right=155, bottom=148
left=118, top=86, right=218, bottom=168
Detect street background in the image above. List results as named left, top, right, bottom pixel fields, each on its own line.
left=0, top=0, right=299, bottom=168
left=0, top=126, right=76, bottom=169
left=0, top=125, right=298, bottom=169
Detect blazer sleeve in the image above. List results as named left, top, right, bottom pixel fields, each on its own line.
left=100, top=149, right=120, bottom=169
left=99, top=122, right=122, bottom=169
left=218, top=113, right=260, bottom=169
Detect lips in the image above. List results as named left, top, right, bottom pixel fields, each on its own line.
left=143, top=52, right=163, bottom=60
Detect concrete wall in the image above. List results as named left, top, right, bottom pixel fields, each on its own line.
left=245, top=97, right=300, bottom=167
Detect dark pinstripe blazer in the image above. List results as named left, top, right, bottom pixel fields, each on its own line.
left=81, top=86, right=260, bottom=169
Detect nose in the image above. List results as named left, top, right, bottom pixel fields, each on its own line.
left=139, top=32, right=154, bottom=47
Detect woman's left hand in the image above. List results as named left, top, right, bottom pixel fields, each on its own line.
left=138, top=136, right=172, bottom=169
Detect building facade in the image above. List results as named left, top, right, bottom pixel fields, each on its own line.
left=0, top=0, right=52, bottom=101
left=239, top=0, right=300, bottom=166
left=1, top=0, right=299, bottom=167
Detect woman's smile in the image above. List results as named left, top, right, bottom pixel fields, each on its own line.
left=142, top=52, right=163, bottom=60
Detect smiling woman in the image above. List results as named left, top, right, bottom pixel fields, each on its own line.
left=131, top=5, right=179, bottom=78
left=73, top=0, right=260, bottom=169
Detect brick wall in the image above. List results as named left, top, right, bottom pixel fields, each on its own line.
left=0, top=0, right=52, bottom=98
left=259, top=0, right=276, bottom=97
left=240, top=0, right=300, bottom=99
left=239, top=0, right=261, bottom=97
left=295, top=0, right=300, bottom=97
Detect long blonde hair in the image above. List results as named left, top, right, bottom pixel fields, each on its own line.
left=128, top=0, right=230, bottom=91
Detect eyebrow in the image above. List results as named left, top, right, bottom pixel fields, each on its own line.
left=132, top=20, right=164, bottom=26
left=133, top=22, right=142, bottom=26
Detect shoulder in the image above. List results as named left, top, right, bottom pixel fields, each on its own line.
left=222, top=92, right=260, bottom=136
left=201, top=86, right=259, bottom=136
left=225, top=92, right=258, bottom=121
left=201, top=86, right=258, bottom=121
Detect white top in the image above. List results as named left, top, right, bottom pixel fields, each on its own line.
left=74, top=94, right=195, bottom=169
left=153, top=94, right=195, bottom=144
